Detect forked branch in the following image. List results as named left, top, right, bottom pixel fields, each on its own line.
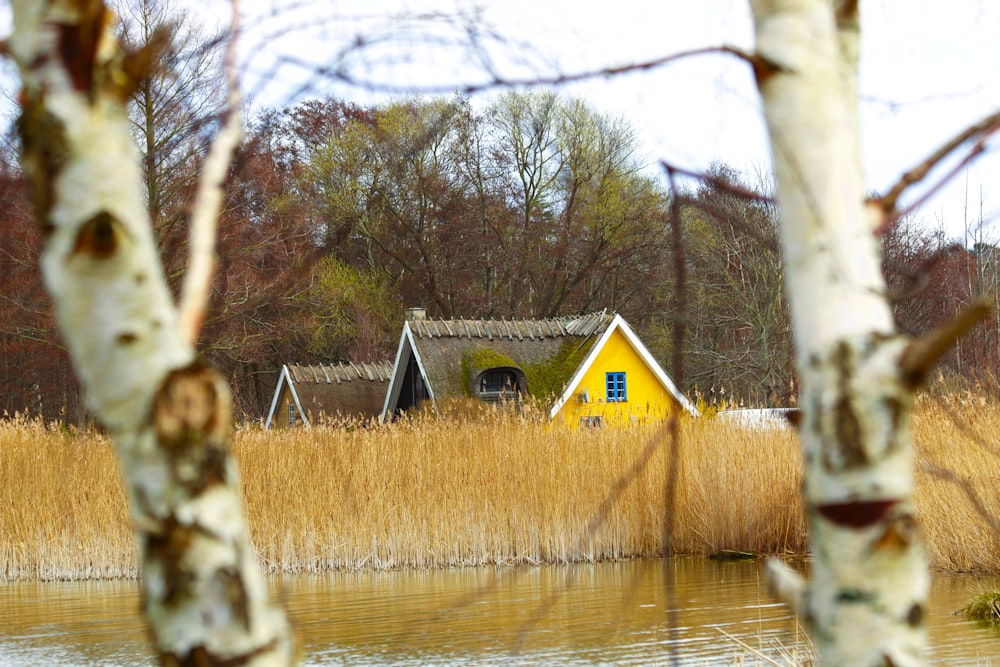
left=273, top=44, right=762, bottom=97
left=874, top=109, right=1000, bottom=231
left=899, top=297, right=993, bottom=388
left=177, top=0, right=243, bottom=346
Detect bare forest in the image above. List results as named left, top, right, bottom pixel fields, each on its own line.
left=1, top=6, right=997, bottom=425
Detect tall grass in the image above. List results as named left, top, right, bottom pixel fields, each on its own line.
left=911, top=394, right=1000, bottom=573
left=2, top=396, right=999, bottom=580
left=235, top=403, right=805, bottom=573
left=0, top=416, right=135, bottom=580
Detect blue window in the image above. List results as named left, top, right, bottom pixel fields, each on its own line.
left=606, top=372, right=627, bottom=402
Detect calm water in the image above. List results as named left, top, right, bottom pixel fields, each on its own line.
left=1, top=558, right=998, bottom=666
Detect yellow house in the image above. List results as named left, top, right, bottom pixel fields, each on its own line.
left=548, top=314, right=698, bottom=427
left=381, top=309, right=697, bottom=427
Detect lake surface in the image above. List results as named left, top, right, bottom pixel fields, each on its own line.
left=1, top=558, right=998, bottom=666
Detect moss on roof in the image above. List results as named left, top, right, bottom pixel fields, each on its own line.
left=461, top=348, right=520, bottom=397
left=523, top=336, right=599, bottom=399
left=456, top=336, right=599, bottom=402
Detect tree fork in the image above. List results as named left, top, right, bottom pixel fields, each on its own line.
left=8, top=1, right=296, bottom=664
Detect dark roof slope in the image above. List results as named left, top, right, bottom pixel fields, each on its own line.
left=287, top=361, right=394, bottom=421
left=408, top=310, right=614, bottom=400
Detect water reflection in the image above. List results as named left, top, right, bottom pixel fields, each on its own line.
left=288, top=559, right=800, bottom=665
left=1, top=558, right=998, bottom=666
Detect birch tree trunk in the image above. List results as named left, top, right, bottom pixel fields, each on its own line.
left=8, top=2, right=296, bottom=665
left=749, top=1, right=928, bottom=664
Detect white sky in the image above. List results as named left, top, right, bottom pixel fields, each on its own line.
left=4, top=1, right=1000, bottom=241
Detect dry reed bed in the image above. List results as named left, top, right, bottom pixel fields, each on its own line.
left=911, top=395, right=1000, bottom=573
left=2, top=397, right=998, bottom=580
left=235, top=409, right=805, bottom=573
left=0, top=417, right=135, bottom=580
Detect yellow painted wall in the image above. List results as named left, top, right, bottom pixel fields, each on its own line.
left=555, top=328, right=677, bottom=428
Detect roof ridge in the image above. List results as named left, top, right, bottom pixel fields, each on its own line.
left=281, top=360, right=394, bottom=384
left=406, top=310, right=615, bottom=339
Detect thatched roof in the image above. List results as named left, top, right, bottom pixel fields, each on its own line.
left=267, top=361, right=394, bottom=427
left=285, top=362, right=393, bottom=384
left=383, top=310, right=617, bottom=418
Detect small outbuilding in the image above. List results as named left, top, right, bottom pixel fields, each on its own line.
left=380, top=309, right=698, bottom=427
left=265, top=361, right=394, bottom=428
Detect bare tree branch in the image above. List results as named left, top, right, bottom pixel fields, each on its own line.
left=874, top=108, right=1000, bottom=231
left=660, top=159, right=775, bottom=205
left=268, top=45, right=758, bottom=99
left=900, top=297, right=993, bottom=387
left=178, top=1, right=243, bottom=346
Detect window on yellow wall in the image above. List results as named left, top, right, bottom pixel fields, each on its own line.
left=606, top=372, right=627, bottom=402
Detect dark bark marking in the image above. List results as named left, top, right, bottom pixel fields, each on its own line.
left=836, top=0, right=860, bottom=23
left=72, top=211, right=120, bottom=260
left=906, top=602, right=925, bottom=627
left=163, top=639, right=281, bottom=667
left=749, top=53, right=790, bottom=86
left=836, top=587, right=874, bottom=604
left=817, top=499, right=900, bottom=528
left=831, top=393, right=866, bottom=467
left=872, top=512, right=916, bottom=551
left=155, top=361, right=231, bottom=449
left=145, top=519, right=195, bottom=608
left=53, top=1, right=109, bottom=94
left=153, top=361, right=233, bottom=493
left=885, top=396, right=903, bottom=439
left=117, top=332, right=139, bottom=345
left=218, top=567, right=252, bottom=631
left=823, top=342, right=868, bottom=470
left=784, top=408, right=803, bottom=428
left=17, top=98, right=68, bottom=224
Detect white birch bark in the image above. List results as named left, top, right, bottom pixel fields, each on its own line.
left=749, top=1, right=928, bottom=665
left=8, top=2, right=296, bottom=665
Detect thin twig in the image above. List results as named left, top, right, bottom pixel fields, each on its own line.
left=663, top=164, right=686, bottom=667
left=918, top=461, right=1000, bottom=541
left=272, top=44, right=756, bottom=97
left=899, top=297, right=993, bottom=387
left=660, top=160, right=774, bottom=205
left=177, top=0, right=243, bottom=346
left=889, top=136, right=997, bottom=230
left=874, top=108, right=1000, bottom=232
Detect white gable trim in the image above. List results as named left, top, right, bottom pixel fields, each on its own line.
left=548, top=314, right=699, bottom=420
left=264, top=365, right=312, bottom=428
left=380, top=324, right=437, bottom=422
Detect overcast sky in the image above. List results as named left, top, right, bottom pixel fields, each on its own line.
left=4, top=1, right=1000, bottom=241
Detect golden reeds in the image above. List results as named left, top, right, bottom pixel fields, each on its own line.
left=0, top=416, right=136, bottom=580
left=234, top=405, right=806, bottom=574
left=911, top=394, right=1000, bottom=573
left=2, top=396, right=1000, bottom=580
